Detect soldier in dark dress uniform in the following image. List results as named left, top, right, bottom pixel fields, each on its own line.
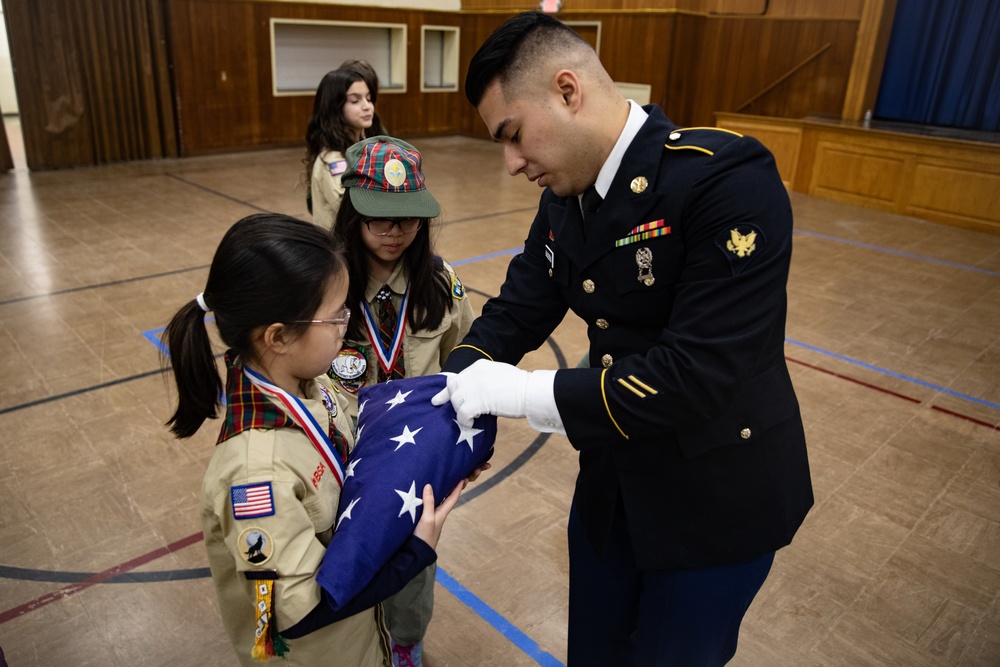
left=432, top=11, right=814, bottom=667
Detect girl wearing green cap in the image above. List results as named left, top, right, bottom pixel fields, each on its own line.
left=329, top=136, right=477, bottom=667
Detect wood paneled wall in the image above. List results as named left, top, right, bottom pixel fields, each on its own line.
left=167, top=1, right=860, bottom=156
left=460, top=0, right=864, bottom=19
left=4, top=0, right=864, bottom=166
left=167, top=0, right=475, bottom=154
left=666, top=15, right=859, bottom=126
left=2, top=0, right=176, bottom=170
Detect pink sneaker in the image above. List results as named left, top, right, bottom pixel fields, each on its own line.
left=392, top=640, right=423, bottom=667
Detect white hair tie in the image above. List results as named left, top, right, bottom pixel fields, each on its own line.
left=195, top=292, right=211, bottom=313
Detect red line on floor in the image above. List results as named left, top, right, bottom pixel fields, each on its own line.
left=930, top=405, right=1000, bottom=432
left=0, top=532, right=203, bottom=625
left=787, top=356, right=1000, bottom=432
left=785, top=356, right=923, bottom=404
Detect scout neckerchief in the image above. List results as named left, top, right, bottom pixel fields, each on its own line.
left=217, top=354, right=348, bottom=479
left=218, top=352, right=294, bottom=443
left=361, top=285, right=410, bottom=381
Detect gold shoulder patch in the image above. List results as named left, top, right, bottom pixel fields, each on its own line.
left=715, top=224, right=765, bottom=274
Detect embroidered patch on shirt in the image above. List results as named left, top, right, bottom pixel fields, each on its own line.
left=328, top=159, right=348, bottom=176
left=231, top=482, right=275, bottom=519
left=451, top=273, right=466, bottom=300
left=715, top=224, right=765, bottom=275
left=238, top=527, right=274, bottom=565
left=615, top=219, right=671, bottom=247
left=330, top=347, right=368, bottom=394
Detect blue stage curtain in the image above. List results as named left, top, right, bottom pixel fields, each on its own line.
left=875, top=0, right=999, bottom=132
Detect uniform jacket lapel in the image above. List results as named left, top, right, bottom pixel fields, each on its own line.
left=547, top=197, right=583, bottom=259
left=581, top=106, right=676, bottom=269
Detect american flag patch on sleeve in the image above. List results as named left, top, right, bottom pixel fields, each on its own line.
left=231, top=483, right=275, bottom=519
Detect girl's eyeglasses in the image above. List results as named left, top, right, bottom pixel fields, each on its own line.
left=290, top=307, right=351, bottom=327
left=361, top=217, right=423, bottom=236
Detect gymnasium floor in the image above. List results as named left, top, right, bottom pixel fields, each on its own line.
left=0, top=134, right=998, bottom=666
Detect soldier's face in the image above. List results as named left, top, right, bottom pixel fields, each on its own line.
left=478, top=80, right=592, bottom=197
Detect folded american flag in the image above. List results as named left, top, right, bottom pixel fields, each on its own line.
left=316, top=374, right=496, bottom=609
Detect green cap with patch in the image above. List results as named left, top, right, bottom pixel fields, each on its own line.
left=342, top=135, right=440, bottom=219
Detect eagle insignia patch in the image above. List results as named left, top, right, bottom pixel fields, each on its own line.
left=726, top=229, right=756, bottom=257
left=715, top=224, right=764, bottom=274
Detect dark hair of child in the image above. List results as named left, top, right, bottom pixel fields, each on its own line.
left=340, top=59, right=381, bottom=95
left=304, top=69, right=386, bottom=179
left=332, top=196, right=451, bottom=343
left=163, top=213, right=348, bottom=439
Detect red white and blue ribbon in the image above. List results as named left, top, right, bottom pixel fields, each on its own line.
left=361, top=288, right=410, bottom=377
left=242, top=365, right=346, bottom=488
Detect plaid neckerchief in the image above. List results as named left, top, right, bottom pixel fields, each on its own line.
left=217, top=352, right=297, bottom=445
left=216, top=353, right=351, bottom=463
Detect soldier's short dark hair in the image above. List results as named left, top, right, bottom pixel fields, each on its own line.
left=465, top=11, right=590, bottom=107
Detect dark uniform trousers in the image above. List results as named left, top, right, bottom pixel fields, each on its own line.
left=445, top=105, right=813, bottom=665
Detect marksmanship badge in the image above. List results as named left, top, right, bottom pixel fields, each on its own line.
left=635, top=247, right=655, bottom=286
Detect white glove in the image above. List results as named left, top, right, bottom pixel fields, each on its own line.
left=432, top=359, right=565, bottom=434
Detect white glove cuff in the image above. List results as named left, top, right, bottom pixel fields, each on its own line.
left=525, top=370, right=566, bottom=435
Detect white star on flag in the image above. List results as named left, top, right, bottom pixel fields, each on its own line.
left=391, top=425, right=423, bottom=451
left=317, top=374, right=496, bottom=611
left=385, top=389, right=412, bottom=409
left=454, top=419, right=484, bottom=452
left=337, top=496, right=361, bottom=529
left=395, top=481, right=424, bottom=522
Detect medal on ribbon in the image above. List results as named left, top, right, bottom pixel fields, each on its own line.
left=361, top=288, right=409, bottom=379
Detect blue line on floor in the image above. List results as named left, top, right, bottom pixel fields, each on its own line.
left=786, top=338, right=1000, bottom=412
left=144, top=327, right=168, bottom=356
left=793, top=229, right=1000, bottom=276
left=450, top=246, right=522, bottom=266
left=437, top=567, right=565, bottom=667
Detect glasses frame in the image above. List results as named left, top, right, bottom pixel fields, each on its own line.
left=289, top=307, right=351, bottom=327
left=361, top=217, right=424, bottom=236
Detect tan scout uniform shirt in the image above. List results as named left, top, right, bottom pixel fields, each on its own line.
left=201, top=372, right=389, bottom=667
left=311, top=149, right=348, bottom=229
left=331, top=260, right=475, bottom=421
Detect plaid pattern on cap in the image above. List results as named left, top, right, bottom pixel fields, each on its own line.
left=355, top=142, right=425, bottom=193
left=343, top=135, right=441, bottom=219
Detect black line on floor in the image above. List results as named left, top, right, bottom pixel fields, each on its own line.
left=165, top=172, right=272, bottom=213
left=0, top=207, right=533, bottom=306
left=0, top=264, right=210, bottom=306
left=0, top=368, right=165, bottom=415
left=0, top=564, right=211, bottom=584
left=439, top=206, right=538, bottom=227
